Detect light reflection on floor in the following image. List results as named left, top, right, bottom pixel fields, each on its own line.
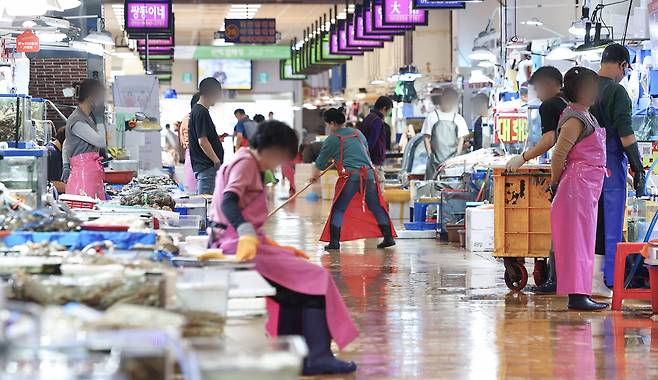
left=264, top=189, right=658, bottom=380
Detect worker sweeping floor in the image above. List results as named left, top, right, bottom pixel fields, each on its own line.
left=264, top=185, right=658, bottom=380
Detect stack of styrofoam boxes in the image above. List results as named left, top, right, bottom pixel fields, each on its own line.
left=294, top=163, right=322, bottom=197
left=465, top=205, right=494, bottom=252
left=320, top=169, right=338, bottom=200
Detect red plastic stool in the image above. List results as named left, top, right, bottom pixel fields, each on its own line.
left=611, top=242, right=653, bottom=311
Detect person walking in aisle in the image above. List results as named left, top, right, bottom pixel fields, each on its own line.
left=506, top=66, right=568, bottom=294
left=358, top=96, right=394, bottom=181
left=313, top=108, right=396, bottom=251
left=189, top=78, right=224, bottom=195
left=178, top=93, right=200, bottom=193
left=209, top=121, right=358, bottom=375
left=233, top=109, right=258, bottom=151
left=422, top=86, right=470, bottom=179
left=550, top=67, right=608, bottom=311
left=62, top=78, right=107, bottom=199
left=591, top=44, right=646, bottom=297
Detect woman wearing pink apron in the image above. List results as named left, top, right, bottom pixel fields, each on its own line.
left=179, top=93, right=200, bottom=193
left=550, top=67, right=608, bottom=311
left=209, top=121, right=358, bottom=375
left=62, top=79, right=107, bottom=200
left=312, top=108, right=396, bottom=250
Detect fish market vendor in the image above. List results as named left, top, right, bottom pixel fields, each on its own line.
left=62, top=79, right=107, bottom=200
left=209, top=120, right=358, bottom=375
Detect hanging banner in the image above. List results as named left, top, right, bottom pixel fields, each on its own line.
left=319, top=33, right=352, bottom=61
left=412, top=0, right=465, bottom=9
left=331, top=23, right=365, bottom=55
left=224, top=19, right=277, bottom=44
left=16, top=30, right=40, bottom=53
left=355, top=8, right=394, bottom=41
left=124, top=0, right=173, bottom=35
left=381, top=0, right=428, bottom=26
left=494, top=112, right=527, bottom=144
left=280, top=59, right=307, bottom=80
left=347, top=16, right=385, bottom=48
left=364, top=2, right=407, bottom=36
left=372, top=0, right=416, bottom=33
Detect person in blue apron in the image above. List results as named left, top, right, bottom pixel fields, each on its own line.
left=312, top=108, right=396, bottom=250
left=506, top=66, right=568, bottom=294
left=422, top=87, right=470, bottom=179
left=591, top=44, right=646, bottom=296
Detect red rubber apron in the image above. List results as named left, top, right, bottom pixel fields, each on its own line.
left=320, top=131, right=397, bottom=242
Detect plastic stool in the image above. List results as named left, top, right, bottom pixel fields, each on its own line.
left=612, top=242, right=652, bottom=311
left=412, top=202, right=441, bottom=223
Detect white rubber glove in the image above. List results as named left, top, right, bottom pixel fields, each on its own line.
left=505, top=154, right=526, bottom=172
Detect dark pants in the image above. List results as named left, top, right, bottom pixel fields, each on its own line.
left=330, top=175, right=390, bottom=227
left=266, top=279, right=325, bottom=336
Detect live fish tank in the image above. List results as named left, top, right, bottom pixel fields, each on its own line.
left=0, top=147, right=47, bottom=208
left=0, top=94, right=33, bottom=144
left=30, top=98, right=52, bottom=146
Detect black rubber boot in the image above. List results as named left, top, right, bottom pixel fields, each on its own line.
left=376, top=224, right=396, bottom=249
left=324, top=225, right=341, bottom=251
left=530, top=251, right=557, bottom=294
left=567, top=294, right=609, bottom=311
left=277, top=305, right=302, bottom=335
left=301, top=307, right=357, bottom=375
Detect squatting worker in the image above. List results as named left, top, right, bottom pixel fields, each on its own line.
left=47, top=127, right=66, bottom=194
left=506, top=66, right=568, bottom=295
left=62, top=79, right=107, bottom=200
left=550, top=67, right=608, bottom=311
left=422, top=86, right=469, bottom=179
left=591, top=43, right=645, bottom=296
left=189, top=77, right=224, bottom=195
left=358, top=96, right=394, bottom=182
left=209, top=121, right=358, bottom=375
left=312, top=108, right=396, bottom=251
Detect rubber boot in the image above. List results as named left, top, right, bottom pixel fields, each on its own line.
left=301, top=307, right=357, bottom=375
left=567, top=294, right=609, bottom=311
left=376, top=224, right=396, bottom=249
left=592, top=254, right=613, bottom=298
left=530, top=251, right=557, bottom=294
left=277, top=305, right=302, bottom=335
left=324, top=225, right=341, bottom=251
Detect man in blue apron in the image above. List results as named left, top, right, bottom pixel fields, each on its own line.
left=591, top=44, right=645, bottom=296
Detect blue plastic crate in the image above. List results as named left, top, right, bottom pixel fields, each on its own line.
left=404, top=221, right=438, bottom=231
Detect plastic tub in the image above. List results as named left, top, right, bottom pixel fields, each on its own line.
left=176, top=268, right=230, bottom=316
left=104, top=170, right=136, bottom=185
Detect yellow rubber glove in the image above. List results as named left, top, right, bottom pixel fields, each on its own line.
left=264, top=237, right=310, bottom=260
left=235, top=235, right=260, bottom=262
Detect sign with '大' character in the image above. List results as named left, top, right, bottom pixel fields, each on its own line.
left=381, top=0, right=428, bottom=25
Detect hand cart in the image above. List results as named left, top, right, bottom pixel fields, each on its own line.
left=493, top=166, right=552, bottom=290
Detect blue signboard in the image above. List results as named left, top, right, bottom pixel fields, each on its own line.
left=412, top=0, right=465, bottom=9
left=224, top=19, right=277, bottom=44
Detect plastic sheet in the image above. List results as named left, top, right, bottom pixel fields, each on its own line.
left=2, top=231, right=157, bottom=250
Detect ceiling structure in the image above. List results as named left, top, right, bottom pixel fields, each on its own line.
left=104, top=2, right=340, bottom=46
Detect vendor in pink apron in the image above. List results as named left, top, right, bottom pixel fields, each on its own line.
left=311, top=108, right=396, bottom=250
left=209, top=120, right=358, bottom=375
left=62, top=79, right=107, bottom=200
left=550, top=67, right=608, bottom=311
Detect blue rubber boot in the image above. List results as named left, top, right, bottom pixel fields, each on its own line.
left=301, top=307, right=357, bottom=375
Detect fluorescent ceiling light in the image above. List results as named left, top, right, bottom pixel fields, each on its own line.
left=521, top=18, right=543, bottom=27
left=468, top=47, right=496, bottom=62
left=546, top=45, right=576, bottom=61
left=37, top=31, right=67, bottom=42
left=212, top=38, right=234, bottom=46
left=6, top=0, right=48, bottom=16
left=477, top=61, right=495, bottom=68
left=370, top=79, right=386, bottom=85
left=71, top=41, right=106, bottom=56
left=22, top=20, right=37, bottom=29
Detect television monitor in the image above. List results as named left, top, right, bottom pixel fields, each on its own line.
left=197, top=59, right=252, bottom=90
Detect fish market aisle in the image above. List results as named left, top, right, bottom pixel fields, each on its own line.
left=264, top=187, right=658, bottom=380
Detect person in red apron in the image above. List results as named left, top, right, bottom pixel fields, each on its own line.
left=550, top=67, right=608, bottom=311
left=312, top=108, right=396, bottom=250
left=209, top=120, right=358, bottom=375
left=62, top=79, right=107, bottom=200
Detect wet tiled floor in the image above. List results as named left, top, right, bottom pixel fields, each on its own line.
left=264, top=191, right=658, bottom=380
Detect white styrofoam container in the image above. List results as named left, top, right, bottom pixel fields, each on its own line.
left=466, top=228, right=494, bottom=252
left=176, top=268, right=230, bottom=316
left=466, top=206, right=494, bottom=230
left=389, top=201, right=410, bottom=221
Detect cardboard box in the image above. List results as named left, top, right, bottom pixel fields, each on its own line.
left=466, top=206, right=494, bottom=230
left=466, top=228, right=494, bottom=252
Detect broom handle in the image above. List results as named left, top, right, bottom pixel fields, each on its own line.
left=267, top=163, right=335, bottom=218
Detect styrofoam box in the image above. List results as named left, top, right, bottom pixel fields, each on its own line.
left=389, top=201, right=410, bottom=221
left=466, top=206, right=494, bottom=230
left=466, top=228, right=494, bottom=252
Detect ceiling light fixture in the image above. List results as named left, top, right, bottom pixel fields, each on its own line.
left=521, top=18, right=543, bottom=27
left=546, top=45, right=576, bottom=61
left=36, top=31, right=68, bottom=42
left=6, top=0, right=48, bottom=16
left=468, top=46, right=496, bottom=62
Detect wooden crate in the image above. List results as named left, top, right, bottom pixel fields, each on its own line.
left=493, top=167, right=551, bottom=258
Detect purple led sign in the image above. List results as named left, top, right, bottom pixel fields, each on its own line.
left=125, top=0, right=171, bottom=30
left=330, top=26, right=364, bottom=56
left=381, top=0, right=427, bottom=26
left=370, top=1, right=415, bottom=33
left=347, top=19, right=384, bottom=48
left=136, top=36, right=173, bottom=46
left=355, top=13, right=394, bottom=41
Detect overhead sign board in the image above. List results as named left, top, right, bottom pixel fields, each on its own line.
left=382, top=0, right=428, bottom=25
left=224, top=19, right=277, bottom=44
left=412, top=0, right=465, bottom=9
left=16, top=30, right=40, bottom=53
left=124, top=0, right=173, bottom=35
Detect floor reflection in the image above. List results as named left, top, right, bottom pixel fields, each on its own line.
left=265, top=191, right=658, bottom=380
